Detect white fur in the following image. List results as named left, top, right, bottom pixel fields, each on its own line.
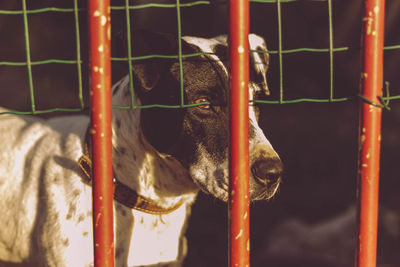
left=0, top=33, right=279, bottom=267
left=0, top=107, right=196, bottom=267
left=110, top=76, right=198, bottom=266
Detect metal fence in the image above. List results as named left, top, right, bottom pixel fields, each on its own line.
left=1, top=1, right=399, bottom=115
left=0, top=0, right=398, bottom=266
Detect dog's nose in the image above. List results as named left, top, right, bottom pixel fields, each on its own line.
left=251, top=158, right=283, bottom=185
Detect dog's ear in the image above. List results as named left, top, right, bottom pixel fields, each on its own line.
left=131, top=30, right=180, bottom=92
left=132, top=30, right=188, bottom=154
left=249, top=34, right=270, bottom=96
left=131, top=62, right=160, bottom=91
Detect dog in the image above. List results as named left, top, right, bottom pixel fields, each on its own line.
left=0, top=31, right=282, bottom=267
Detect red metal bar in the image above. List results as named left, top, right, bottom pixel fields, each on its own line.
left=356, top=0, right=385, bottom=266
left=88, top=0, right=114, bottom=266
left=229, top=0, right=250, bottom=266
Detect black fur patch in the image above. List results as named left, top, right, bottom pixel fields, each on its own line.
left=134, top=35, right=231, bottom=168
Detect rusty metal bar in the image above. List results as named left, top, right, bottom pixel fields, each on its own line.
left=88, top=0, right=114, bottom=266
left=229, top=0, right=250, bottom=266
left=356, top=0, right=385, bottom=266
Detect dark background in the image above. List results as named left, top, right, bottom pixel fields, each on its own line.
left=0, top=1, right=399, bottom=266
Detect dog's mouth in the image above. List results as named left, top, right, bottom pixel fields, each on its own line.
left=251, top=177, right=281, bottom=201
left=193, top=174, right=281, bottom=203
left=192, top=177, right=229, bottom=202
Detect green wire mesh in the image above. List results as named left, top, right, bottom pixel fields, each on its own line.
left=0, top=0, right=399, bottom=115
left=0, top=0, right=84, bottom=115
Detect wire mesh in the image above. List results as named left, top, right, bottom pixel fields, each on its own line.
left=0, top=0, right=399, bottom=111
left=0, top=0, right=399, bottom=266
left=0, top=0, right=84, bottom=115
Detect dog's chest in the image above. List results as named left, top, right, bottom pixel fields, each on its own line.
left=115, top=203, right=189, bottom=266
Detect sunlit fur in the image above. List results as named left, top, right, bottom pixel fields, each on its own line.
left=0, top=33, right=281, bottom=267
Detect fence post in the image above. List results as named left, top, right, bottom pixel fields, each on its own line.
left=229, top=0, right=250, bottom=266
left=356, top=0, right=385, bottom=266
left=88, top=0, right=115, bottom=266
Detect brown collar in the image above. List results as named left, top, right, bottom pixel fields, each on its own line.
left=78, top=133, right=183, bottom=215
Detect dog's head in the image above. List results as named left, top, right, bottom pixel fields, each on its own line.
left=116, top=30, right=282, bottom=202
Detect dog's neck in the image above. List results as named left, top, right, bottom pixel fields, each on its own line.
left=111, top=77, right=198, bottom=209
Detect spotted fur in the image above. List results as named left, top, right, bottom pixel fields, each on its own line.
left=0, top=31, right=282, bottom=267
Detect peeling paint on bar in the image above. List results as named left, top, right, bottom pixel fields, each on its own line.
left=101, top=16, right=107, bottom=26
left=229, top=0, right=250, bottom=266
left=235, top=229, right=243, bottom=240
left=89, top=0, right=114, bottom=266
left=356, top=0, right=385, bottom=267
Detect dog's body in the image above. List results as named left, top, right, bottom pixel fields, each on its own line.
left=0, top=32, right=282, bottom=267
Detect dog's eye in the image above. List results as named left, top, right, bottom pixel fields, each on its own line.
left=194, top=98, right=211, bottom=109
